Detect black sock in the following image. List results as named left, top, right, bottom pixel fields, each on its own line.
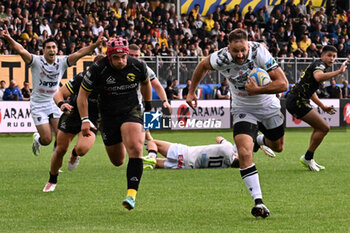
left=49, top=172, right=58, bottom=184
left=127, top=158, right=143, bottom=190
left=255, top=198, right=263, bottom=205
left=305, top=150, right=314, bottom=160
left=148, top=149, right=157, bottom=154
left=72, top=147, right=78, bottom=157
left=253, top=141, right=260, bottom=152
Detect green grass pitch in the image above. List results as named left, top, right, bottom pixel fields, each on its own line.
left=0, top=128, right=349, bottom=233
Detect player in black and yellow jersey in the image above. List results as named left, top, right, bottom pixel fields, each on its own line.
left=286, top=45, right=348, bottom=171
left=77, top=37, right=152, bottom=210
left=43, top=55, right=105, bottom=193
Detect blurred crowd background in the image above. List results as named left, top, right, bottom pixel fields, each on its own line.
left=0, top=0, right=349, bottom=100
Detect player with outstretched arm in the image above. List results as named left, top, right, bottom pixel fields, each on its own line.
left=1, top=25, right=106, bottom=156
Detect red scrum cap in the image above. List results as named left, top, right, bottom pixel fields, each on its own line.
left=107, top=37, right=129, bottom=60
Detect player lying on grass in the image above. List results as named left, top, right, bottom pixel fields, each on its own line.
left=142, top=136, right=275, bottom=169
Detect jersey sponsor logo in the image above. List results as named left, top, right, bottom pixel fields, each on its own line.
left=143, top=111, right=161, bottom=129
left=126, top=73, right=136, bottom=82
left=39, top=80, right=58, bottom=88
left=105, top=83, right=138, bottom=92
left=106, top=76, right=116, bottom=84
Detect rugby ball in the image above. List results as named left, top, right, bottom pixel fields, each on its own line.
left=248, top=68, right=272, bottom=86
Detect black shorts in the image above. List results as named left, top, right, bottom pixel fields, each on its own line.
left=58, top=111, right=98, bottom=135
left=233, top=121, right=284, bottom=142
left=100, top=106, right=142, bottom=146
left=286, top=94, right=312, bottom=119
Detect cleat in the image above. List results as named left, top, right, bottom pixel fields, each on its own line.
left=251, top=203, right=270, bottom=218
left=43, top=182, right=56, bottom=192
left=68, top=147, right=80, bottom=171
left=299, top=155, right=324, bottom=171
left=68, top=155, right=80, bottom=171
left=122, top=196, right=135, bottom=210
left=32, top=132, right=41, bottom=156
left=142, top=156, right=156, bottom=166
left=260, top=145, right=276, bottom=158
left=143, top=164, right=154, bottom=170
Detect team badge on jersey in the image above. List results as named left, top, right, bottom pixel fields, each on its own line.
left=126, top=73, right=136, bottom=82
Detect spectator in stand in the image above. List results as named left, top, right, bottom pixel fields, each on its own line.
left=182, top=79, right=191, bottom=99
left=267, top=34, right=280, bottom=57
left=244, top=6, right=256, bottom=28
left=337, top=43, right=348, bottom=58
left=3, top=80, right=23, bottom=101
left=190, top=4, right=200, bottom=20
left=204, top=13, right=215, bottom=33
left=316, top=81, right=330, bottom=98
left=321, top=35, right=329, bottom=46
left=165, top=79, right=174, bottom=100
left=326, top=79, right=342, bottom=99
left=307, top=43, right=319, bottom=58
left=288, top=35, right=302, bottom=57
left=264, top=16, right=277, bottom=39
left=21, top=24, right=39, bottom=43
left=230, top=4, right=241, bottom=21
left=341, top=80, right=350, bottom=98
left=216, top=78, right=230, bottom=100
left=39, top=18, right=52, bottom=37
left=21, top=81, right=31, bottom=101
left=299, top=34, right=311, bottom=53
left=0, top=80, right=6, bottom=100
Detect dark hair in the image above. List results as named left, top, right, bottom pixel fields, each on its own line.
left=43, top=38, right=57, bottom=49
left=228, top=28, right=248, bottom=43
left=322, top=45, right=337, bottom=54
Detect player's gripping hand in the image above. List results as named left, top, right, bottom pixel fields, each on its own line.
left=162, top=100, right=172, bottom=114
left=245, top=77, right=260, bottom=94
left=186, top=92, right=197, bottom=110
left=323, top=105, right=336, bottom=115
left=59, top=102, right=73, bottom=114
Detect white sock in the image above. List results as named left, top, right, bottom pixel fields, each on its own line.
left=35, top=134, right=41, bottom=145
left=240, top=164, right=262, bottom=200
left=256, top=134, right=265, bottom=146
left=148, top=151, right=157, bottom=160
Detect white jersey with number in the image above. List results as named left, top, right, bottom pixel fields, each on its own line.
left=29, top=55, right=69, bottom=103
left=210, top=42, right=280, bottom=114
left=165, top=140, right=236, bottom=169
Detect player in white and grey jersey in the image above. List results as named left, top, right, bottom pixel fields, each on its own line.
left=186, top=29, right=289, bottom=218
left=142, top=136, right=275, bottom=169
left=143, top=136, right=238, bottom=169
left=2, top=25, right=106, bottom=156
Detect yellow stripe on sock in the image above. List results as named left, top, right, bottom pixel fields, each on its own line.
left=127, top=189, right=137, bottom=200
